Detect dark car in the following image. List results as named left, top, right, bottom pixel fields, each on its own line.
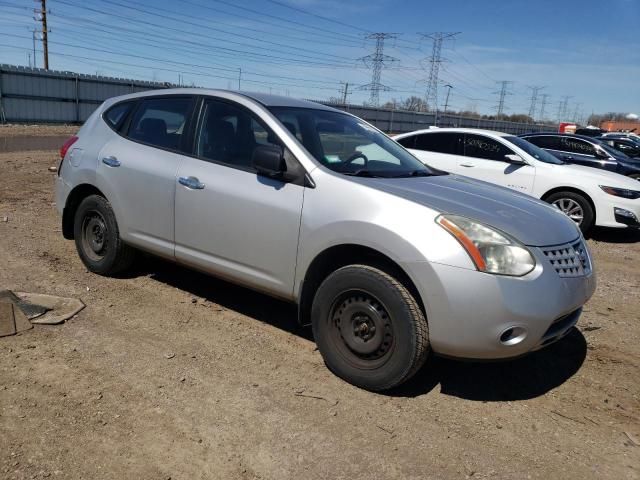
left=520, top=133, right=640, bottom=179
left=596, top=136, right=640, bottom=158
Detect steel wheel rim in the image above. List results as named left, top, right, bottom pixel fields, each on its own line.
left=327, top=289, right=395, bottom=370
left=81, top=210, right=108, bottom=261
left=553, top=198, right=584, bottom=225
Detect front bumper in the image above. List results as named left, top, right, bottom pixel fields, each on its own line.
left=403, top=240, right=596, bottom=360
left=596, top=196, right=640, bottom=228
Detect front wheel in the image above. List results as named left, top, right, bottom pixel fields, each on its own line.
left=545, top=191, right=594, bottom=234
left=311, top=265, right=429, bottom=391
left=73, top=194, right=135, bottom=276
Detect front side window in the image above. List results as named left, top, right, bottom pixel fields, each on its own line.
left=414, top=132, right=463, bottom=155
left=526, top=135, right=562, bottom=150
left=269, top=107, right=436, bottom=178
left=127, top=97, right=192, bottom=151
left=196, top=99, right=280, bottom=169
left=504, top=136, right=564, bottom=164
left=463, top=134, right=513, bottom=161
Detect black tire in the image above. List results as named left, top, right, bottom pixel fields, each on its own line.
left=73, top=194, right=135, bottom=275
left=311, top=265, right=429, bottom=391
left=545, top=191, right=595, bottom=234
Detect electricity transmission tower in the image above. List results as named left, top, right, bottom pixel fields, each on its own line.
left=527, top=86, right=545, bottom=121
left=538, top=93, right=550, bottom=122
left=493, top=81, right=513, bottom=118
left=419, top=32, right=460, bottom=112
left=557, top=95, right=572, bottom=121
left=358, top=33, right=398, bottom=106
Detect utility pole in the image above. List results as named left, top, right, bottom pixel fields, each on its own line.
left=538, top=93, right=550, bottom=122
left=493, top=80, right=513, bottom=118
left=339, top=82, right=351, bottom=105
left=358, top=33, right=398, bottom=106
left=527, top=85, right=545, bottom=121
left=238, top=68, right=241, bottom=90
left=443, top=84, right=453, bottom=113
left=34, top=0, right=49, bottom=69
left=31, top=29, right=37, bottom=68
left=419, top=32, right=460, bottom=113
left=557, top=95, right=572, bottom=121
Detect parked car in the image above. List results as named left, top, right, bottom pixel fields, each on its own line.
left=601, top=132, right=640, bottom=141
left=57, top=90, right=595, bottom=391
left=520, top=133, right=640, bottom=179
left=394, top=128, right=640, bottom=232
left=596, top=136, right=640, bottom=158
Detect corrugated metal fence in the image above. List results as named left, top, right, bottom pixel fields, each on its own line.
left=0, top=64, right=558, bottom=135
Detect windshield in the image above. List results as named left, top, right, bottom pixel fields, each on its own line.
left=504, top=136, right=564, bottom=165
left=268, top=107, right=436, bottom=178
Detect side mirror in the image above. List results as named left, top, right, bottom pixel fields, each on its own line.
left=252, top=145, right=286, bottom=177
left=504, top=154, right=528, bottom=165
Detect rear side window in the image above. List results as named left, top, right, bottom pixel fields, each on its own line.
left=127, top=97, right=193, bottom=151
left=104, top=102, right=133, bottom=129
left=464, top=134, right=513, bottom=161
left=414, top=132, right=463, bottom=155
left=524, top=135, right=561, bottom=150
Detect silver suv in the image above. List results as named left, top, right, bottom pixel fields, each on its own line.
left=56, top=89, right=596, bottom=390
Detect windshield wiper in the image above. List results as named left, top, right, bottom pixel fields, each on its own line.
left=342, top=169, right=383, bottom=177
left=395, top=169, right=432, bottom=178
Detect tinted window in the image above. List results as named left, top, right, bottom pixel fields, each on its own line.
left=196, top=99, right=280, bottom=169
left=104, top=102, right=132, bottom=129
left=525, top=135, right=562, bottom=150
left=414, top=132, right=463, bottom=155
left=559, top=137, right=595, bottom=156
left=463, top=134, right=513, bottom=161
left=128, top=97, right=192, bottom=151
left=396, top=135, right=415, bottom=148
left=503, top=136, right=564, bottom=164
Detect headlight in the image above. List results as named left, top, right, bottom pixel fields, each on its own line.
left=600, top=185, right=640, bottom=199
left=436, top=214, right=536, bottom=276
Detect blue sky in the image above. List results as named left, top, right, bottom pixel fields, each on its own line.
left=0, top=0, right=638, bottom=120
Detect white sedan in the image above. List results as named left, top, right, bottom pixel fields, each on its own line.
left=393, top=128, right=640, bottom=233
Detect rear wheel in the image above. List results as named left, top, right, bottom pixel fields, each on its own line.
left=311, top=265, right=429, bottom=391
left=73, top=194, right=135, bottom=275
left=545, top=191, right=594, bottom=234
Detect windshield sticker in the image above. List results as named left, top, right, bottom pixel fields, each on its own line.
left=324, top=155, right=342, bottom=163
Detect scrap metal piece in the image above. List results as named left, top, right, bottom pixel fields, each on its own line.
left=15, top=292, right=85, bottom=325
left=0, top=302, right=33, bottom=337
left=0, top=289, right=50, bottom=319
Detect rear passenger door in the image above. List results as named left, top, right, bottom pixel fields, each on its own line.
left=556, top=137, right=606, bottom=169
left=96, top=96, right=195, bottom=258
left=404, top=132, right=465, bottom=173
left=173, top=97, right=304, bottom=298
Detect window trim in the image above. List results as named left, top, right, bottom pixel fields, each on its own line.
left=114, top=94, right=198, bottom=155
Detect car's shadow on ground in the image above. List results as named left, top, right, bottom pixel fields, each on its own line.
left=136, top=255, right=587, bottom=402
left=589, top=227, right=640, bottom=243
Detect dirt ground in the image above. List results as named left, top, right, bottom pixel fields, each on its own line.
left=1, top=126, right=639, bottom=480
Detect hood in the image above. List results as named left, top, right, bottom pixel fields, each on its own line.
left=354, top=174, right=580, bottom=247
left=559, top=163, right=640, bottom=186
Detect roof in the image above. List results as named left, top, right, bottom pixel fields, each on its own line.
left=394, top=127, right=511, bottom=138
left=106, top=87, right=340, bottom=112
left=522, top=132, right=600, bottom=142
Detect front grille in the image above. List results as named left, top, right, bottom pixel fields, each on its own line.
left=542, top=240, right=591, bottom=278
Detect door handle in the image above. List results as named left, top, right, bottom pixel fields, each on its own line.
left=460, top=162, right=475, bottom=168
left=178, top=176, right=205, bottom=190
left=101, top=156, right=121, bottom=167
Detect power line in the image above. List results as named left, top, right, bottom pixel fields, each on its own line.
left=527, top=85, right=545, bottom=120
left=262, top=0, right=370, bottom=33
left=358, top=33, right=399, bottom=106
left=538, top=93, right=551, bottom=121
left=557, top=95, right=572, bottom=121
